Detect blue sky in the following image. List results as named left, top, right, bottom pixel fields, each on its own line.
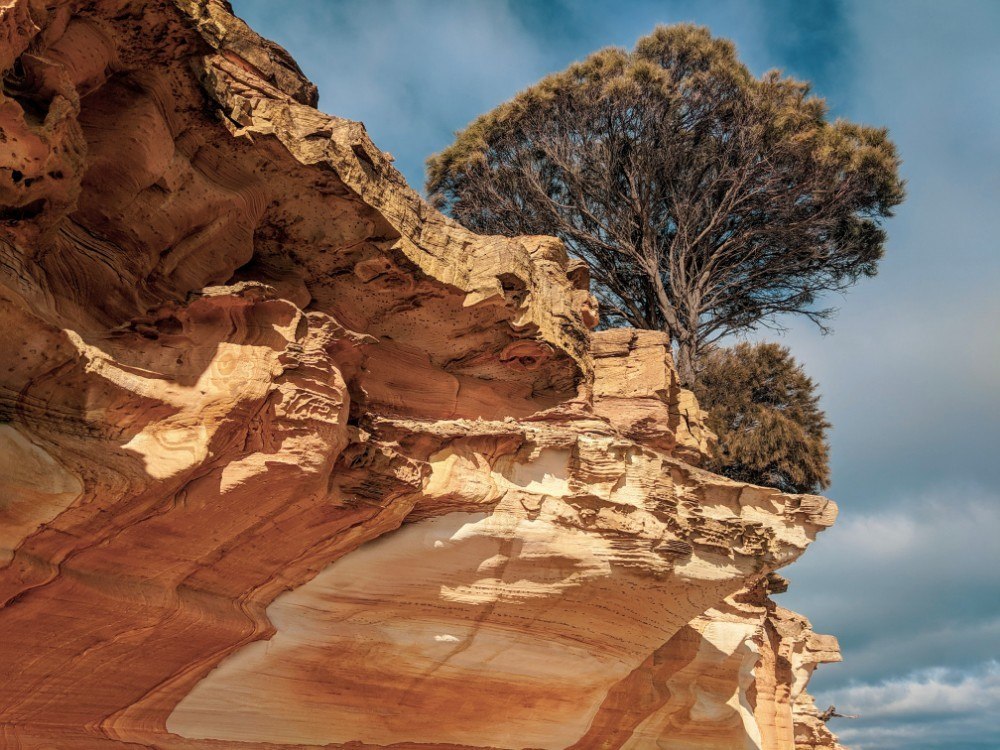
left=230, top=2, right=1000, bottom=747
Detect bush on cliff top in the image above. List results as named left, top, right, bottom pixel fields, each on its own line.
left=693, top=342, right=830, bottom=494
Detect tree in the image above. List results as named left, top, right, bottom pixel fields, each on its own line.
left=693, top=342, right=830, bottom=494
left=427, top=24, right=904, bottom=386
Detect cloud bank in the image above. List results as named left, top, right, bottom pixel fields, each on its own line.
left=829, top=662, right=1000, bottom=750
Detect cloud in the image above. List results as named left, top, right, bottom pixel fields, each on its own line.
left=765, top=0, right=1000, bottom=503
left=770, top=14, right=1000, bottom=739
left=780, top=488, right=1000, bottom=748
left=831, top=661, right=1000, bottom=718
left=824, top=662, right=1000, bottom=750
left=780, top=488, right=1000, bottom=689
left=836, top=716, right=1000, bottom=750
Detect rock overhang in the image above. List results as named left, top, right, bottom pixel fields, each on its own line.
left=0, top=2, right=846, bottom=748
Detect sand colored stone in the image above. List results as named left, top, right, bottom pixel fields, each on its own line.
left=0, top=1, right=845, bottom=748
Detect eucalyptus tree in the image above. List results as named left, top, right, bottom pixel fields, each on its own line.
left=427, top=24, right=904, bottom=385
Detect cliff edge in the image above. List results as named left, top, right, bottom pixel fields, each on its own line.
left=0, top=2, right=844, bottom=748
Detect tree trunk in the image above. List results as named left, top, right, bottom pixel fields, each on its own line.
left=676, top=339, right=696, bottom=388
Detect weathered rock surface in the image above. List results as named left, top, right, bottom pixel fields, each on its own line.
left=0, top=2, right=845, bottom=748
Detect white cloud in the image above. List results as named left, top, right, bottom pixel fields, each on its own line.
left=829, top=661, right=1000, bottom=718
left=825, top=661, right=1000, bottom=750
left=780, top=487, right=1000, bottom=688
left=829, top=486, right=1000, bottom=566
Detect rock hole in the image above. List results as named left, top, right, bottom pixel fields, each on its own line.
left=351, top=143, right=377, bottom=172
left=498, top=272, right=529, bottom=307
left=0, top=199, right=46, bottom=222
left=155, top=316, right=183, bottom=334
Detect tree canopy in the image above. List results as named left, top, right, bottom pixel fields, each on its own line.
left=693, top=342, right=830, bottom=494
left=427, top=24, right=905, bottom=385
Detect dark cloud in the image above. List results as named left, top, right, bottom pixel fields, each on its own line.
left=775, top=13, right=1000, bottom=744
left=757, top=0, right=854, bottom=109
left=780, top=490, right=1000, bottom=681
left=229, top=2, right=1000, bottom=747
left=828, top=661, right=1000, bottom=750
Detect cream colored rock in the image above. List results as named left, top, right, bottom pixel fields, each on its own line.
left=168, top=420, right=834, bottom=748
left=0, top=1, right=846, bottom=748
left=0, top=424, right=83, bottom=565
left=593, top=328, right=715, bottom=463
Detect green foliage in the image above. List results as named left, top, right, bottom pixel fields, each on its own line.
left=427, top=23, right=905, bottom=386
left=693, top=342, right=830, bottom=494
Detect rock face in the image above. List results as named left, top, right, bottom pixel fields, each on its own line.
left=0, top=2, right=845, bottom=748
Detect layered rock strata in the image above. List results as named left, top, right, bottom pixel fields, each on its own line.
left=0, top=1, right=845, bottom=748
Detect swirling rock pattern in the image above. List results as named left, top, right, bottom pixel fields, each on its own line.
left=0, top=2, right=845, bottom=748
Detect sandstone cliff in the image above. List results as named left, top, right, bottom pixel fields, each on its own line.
left=0, top=2, right=845, bottom=748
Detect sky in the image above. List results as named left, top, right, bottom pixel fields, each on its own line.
left=230, top=2, right=1000, bottom=748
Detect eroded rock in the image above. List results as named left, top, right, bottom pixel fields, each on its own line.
left=0, top=2, right=845, bottom=748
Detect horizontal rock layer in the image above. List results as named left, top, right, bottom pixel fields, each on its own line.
left=0, top=1, right=845, bottom=748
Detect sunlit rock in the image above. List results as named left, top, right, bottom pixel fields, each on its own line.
left=0, top=2, right=844, bottom=748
